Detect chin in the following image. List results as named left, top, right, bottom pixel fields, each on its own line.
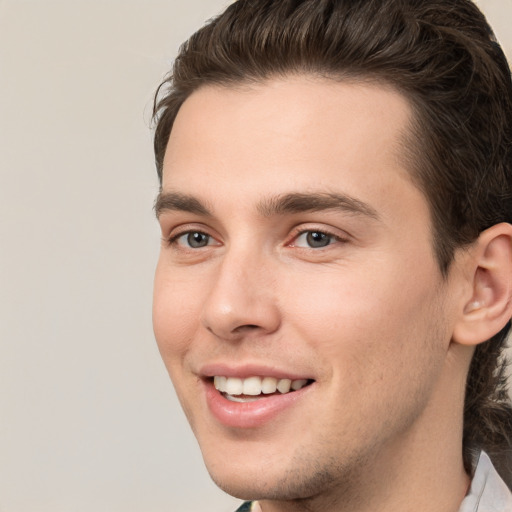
left=206, top=467, right=307, bottom=502
left=200, top=438, right=359, bottom=503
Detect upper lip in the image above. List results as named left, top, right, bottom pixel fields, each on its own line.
left=199, top=362, right=314, bottom=381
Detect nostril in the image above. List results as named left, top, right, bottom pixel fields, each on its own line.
left=234, top=324, right=260, bottom=332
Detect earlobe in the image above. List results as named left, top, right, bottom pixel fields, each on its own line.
left=452, top=223, right=512, bottom=346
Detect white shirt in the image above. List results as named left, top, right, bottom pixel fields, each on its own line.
left=458, top=452, right=512, bottom=512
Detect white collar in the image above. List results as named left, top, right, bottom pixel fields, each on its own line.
left=458, top=451, right=512, bottom=512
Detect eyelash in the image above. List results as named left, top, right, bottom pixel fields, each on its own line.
left=165, top=227, right=347, bottom=250
left=166, top=230, right=215, bottom=248
left=291, top=228, right=347, bottom=249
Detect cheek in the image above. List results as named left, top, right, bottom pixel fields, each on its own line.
left=282, top=259, right=443, bottom=370
left=152, top=261, right=206, bottom=361
left=282, top=265, right=447, bottom=441
left=152, top=265, right=205, bottom=425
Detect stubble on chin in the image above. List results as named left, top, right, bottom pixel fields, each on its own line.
left=206, top=440, right=373, bottom=510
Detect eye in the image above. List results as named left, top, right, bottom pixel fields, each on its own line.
left=293, top=230, right=337, bottom=248
left=172, top=231, right=214, bottom=248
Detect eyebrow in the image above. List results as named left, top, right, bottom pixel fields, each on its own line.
left=154, top=191, right=379, bottom=220
left=257, top=192, right=380, bottom=219
left=154, top=192, right=212, bottom=218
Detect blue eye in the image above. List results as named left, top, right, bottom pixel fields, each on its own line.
left=295, top=231, right=335, bottom=248
left=175, top=231, right=212, bottom=248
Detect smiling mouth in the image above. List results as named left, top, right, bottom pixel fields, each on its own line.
left=212, top=376, right=314, bottom=403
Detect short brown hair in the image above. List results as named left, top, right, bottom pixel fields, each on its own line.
left=152, top=0, right=512, bottom=484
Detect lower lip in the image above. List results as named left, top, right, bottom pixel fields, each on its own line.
left=204, top=380, right=313, bottom=429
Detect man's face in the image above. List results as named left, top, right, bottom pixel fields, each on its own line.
left=153, top=77, right=461, bottom=501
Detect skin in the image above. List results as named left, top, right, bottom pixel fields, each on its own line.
left=153, top=77, right=477, bottom=512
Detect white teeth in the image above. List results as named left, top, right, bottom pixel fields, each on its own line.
left=225, top=395, right=260, bottom=403
left=213, top=376, right=227, bottom=391
left=261, top=377, right=277, bottom=394
left=213, top=375, right=310, bottom=396
left=291, top=379, right=308, bottom=391
left=225, top=377, right=243, bottom=395
left=277, top=378, right=291, bottom=393
left=243, top=376, right=262, bottom=395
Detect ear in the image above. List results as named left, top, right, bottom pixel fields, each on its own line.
left=452, top=223, right=512, bottom=346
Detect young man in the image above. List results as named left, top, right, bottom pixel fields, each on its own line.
left=151, top=1, right=512, bottom=510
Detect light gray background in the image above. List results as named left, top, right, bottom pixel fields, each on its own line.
left=0, top=1, right=510, bottom=511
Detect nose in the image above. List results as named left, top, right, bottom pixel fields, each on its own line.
left=201, top=250, right=281, bottom=341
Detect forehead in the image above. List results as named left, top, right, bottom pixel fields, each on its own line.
left=161, top=76, right=424, bottom=226
left=163, top=76, right=413, bottom=184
